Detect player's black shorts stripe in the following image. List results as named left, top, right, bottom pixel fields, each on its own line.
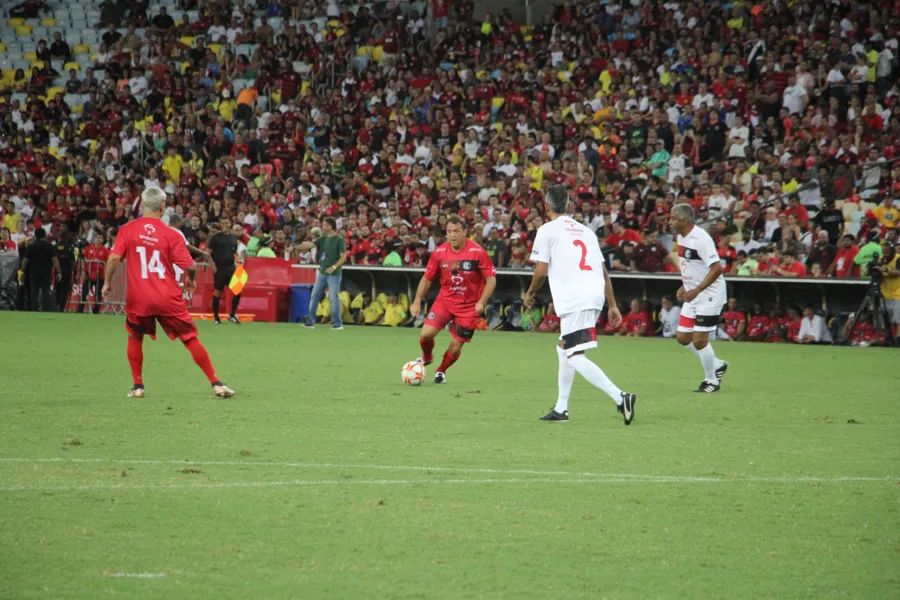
left=561, top=327, right=596, bottom=350
left=453, top=323, right=475, bottom=340
left=695, top=314, right=720, bottom=327
left=126, top=320, right=146, bottom=333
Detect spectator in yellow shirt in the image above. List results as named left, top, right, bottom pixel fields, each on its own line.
left=378, top=292, right=410, bottom=327
left=218, top=90, right=237, bottom=121
left=872, top=197, right=899, bottom=229
left=3, top=200, right=20, bottom=232
left=162, top=147, right=184, bottom=182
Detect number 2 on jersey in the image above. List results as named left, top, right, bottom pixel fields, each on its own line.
left=573, top=240, right=593, bottom=271
left=136, top=246, right=166, bottom=279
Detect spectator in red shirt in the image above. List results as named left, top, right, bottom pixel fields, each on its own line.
left=827, top=234, right=860, bottom=278
left=633, top=231, right=670, bottom=272
left=604, top=221, right=642, bottom=249
left=772, top=251, right=807, bottom=277
left=746, top=304, right=771, bottom=342
left=784, top=306, right=803, bottom=343
left=536, top=302, right=560, bottom=333
left=718, top=297, right=747, bottom=341
left=617, top=299, right=652, bottom=337
left=0, top=227, right=16, bottom=252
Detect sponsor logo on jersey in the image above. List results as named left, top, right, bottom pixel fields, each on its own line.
left=677, top=246, right=701, bottom=261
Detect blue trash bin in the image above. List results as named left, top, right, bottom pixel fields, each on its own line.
left=290, top=284, right=313, bottom=323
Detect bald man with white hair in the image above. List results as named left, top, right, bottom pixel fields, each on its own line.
left=103, top=187, right=235, bottom=398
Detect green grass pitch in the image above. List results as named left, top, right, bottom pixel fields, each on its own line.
left=1, top=313, right=898, bottom=599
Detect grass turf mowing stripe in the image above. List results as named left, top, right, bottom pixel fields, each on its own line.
left=0, top=457, right=894, bottom=484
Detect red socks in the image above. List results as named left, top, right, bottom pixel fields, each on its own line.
left=184, top=338, right=219, bottom=383
left=419, top=337, right=435, bottom=363
left=127, top=337, right=144, bottom=385
left=436, top=349, right=460, bottom=374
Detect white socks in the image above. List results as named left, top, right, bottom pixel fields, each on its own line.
left=696, top=344, right=720, bottom=384
left=568, top=353, right=624, bottom=404
left=554, top=345, right=575, bottom=414
left=685, top=341, right=701, bottom=358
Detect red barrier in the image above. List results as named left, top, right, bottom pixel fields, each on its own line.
left=190, top=258, right=294, bottom=322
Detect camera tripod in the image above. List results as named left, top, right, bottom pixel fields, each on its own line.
left=842, top=282, right=896, bottom=347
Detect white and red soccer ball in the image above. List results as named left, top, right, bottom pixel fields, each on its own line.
left=401, top=361, right=426, bottom=386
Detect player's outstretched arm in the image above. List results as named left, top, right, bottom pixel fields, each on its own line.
left=409, top=275, right=433, bottom=318
left=603, top=264, right=622, bottom=328
left=524, top=262, right=548, bottom=309
left=102, top=253, right=122, bottom=298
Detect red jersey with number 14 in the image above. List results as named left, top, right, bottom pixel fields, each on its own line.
left=424, top=240, right=495, bottom=310
left=111, top=217, right=195, bottom=316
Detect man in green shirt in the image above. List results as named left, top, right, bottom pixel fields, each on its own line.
left=735, top=250, right=759, bottom=276
left=246, top=228, right=263, bottom=257
left=382, top=243, right=403, bottom=266
left=256, top=237, right=277, bottom=258
left=298, top=217, right=347, bottom=329
left=853, top=230, right=882, bottom=274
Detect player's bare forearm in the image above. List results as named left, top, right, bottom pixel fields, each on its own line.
left=479, top=276, right=496, bottom=306
left=413, top=276, right=433, bottom=304
left=297, top=241, right=315, bottom=251
left=525, top=262, right=548, bottom=296
left=104, top=254, right=122, bottom=287
left=333, top=255, right=347, bottom=269
left=602, top=264, right=617, bottom=311
left=694, top=262, right=724, bottom=292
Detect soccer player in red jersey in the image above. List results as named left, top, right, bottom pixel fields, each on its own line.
left=410, top=216, right=496, bottom=384
left=102, top=188, right=235, bottom=399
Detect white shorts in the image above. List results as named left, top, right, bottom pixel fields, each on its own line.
left=559, top=309, right=600, bottom=356
left=677, top=299, right=725, bottom=333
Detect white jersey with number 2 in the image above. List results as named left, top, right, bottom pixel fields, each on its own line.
left=676, top=225, right=726, bottom=302
left=529, top=216, right=606, bottom=315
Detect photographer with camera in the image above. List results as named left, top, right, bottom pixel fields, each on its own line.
left=869, top=240, right=900, bottom=337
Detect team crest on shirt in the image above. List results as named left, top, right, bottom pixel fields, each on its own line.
left=460, top=260, right=476, bottom=271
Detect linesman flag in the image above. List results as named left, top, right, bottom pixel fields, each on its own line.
left=229, top=265, right=248, bottom=295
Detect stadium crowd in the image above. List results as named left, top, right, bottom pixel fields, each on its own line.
left=1, top=0, right=900, bottom=340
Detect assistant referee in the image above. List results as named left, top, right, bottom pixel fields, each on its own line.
left=207, top=218, right=241, bottom=324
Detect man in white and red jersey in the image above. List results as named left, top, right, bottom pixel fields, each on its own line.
left=102, top=187, right=234, bottom=399
left=410, top=215, right=496, bottom=384
left=524, top=185, right=636, bottom=424
left=670, top=204, right=729, bottom=393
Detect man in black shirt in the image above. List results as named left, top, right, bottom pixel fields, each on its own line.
left=207, top=219, right=241, bottom=324
left=813, top=198, right=844, bottom=244
left=150, top=7, right=175, bottom=35
left=21, top=229, right=61, bottom=312
left=704, top=111, right=728, bottom=160
left=54, top=223, right=76, bottom=311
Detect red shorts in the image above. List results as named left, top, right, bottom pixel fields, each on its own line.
left=424, top=297, right=479, bottom=344
left=126, top=309, right=198, bottom=342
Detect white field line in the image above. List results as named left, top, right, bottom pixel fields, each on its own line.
left=112, top=573, right=166, bottom=579
left=0, top=457, right=894, bottom=487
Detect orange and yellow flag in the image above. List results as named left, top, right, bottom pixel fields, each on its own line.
left=229, top=265, right=248, bottom=295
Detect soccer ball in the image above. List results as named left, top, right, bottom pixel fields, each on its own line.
left=401, top=361, right=427, bottom=386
